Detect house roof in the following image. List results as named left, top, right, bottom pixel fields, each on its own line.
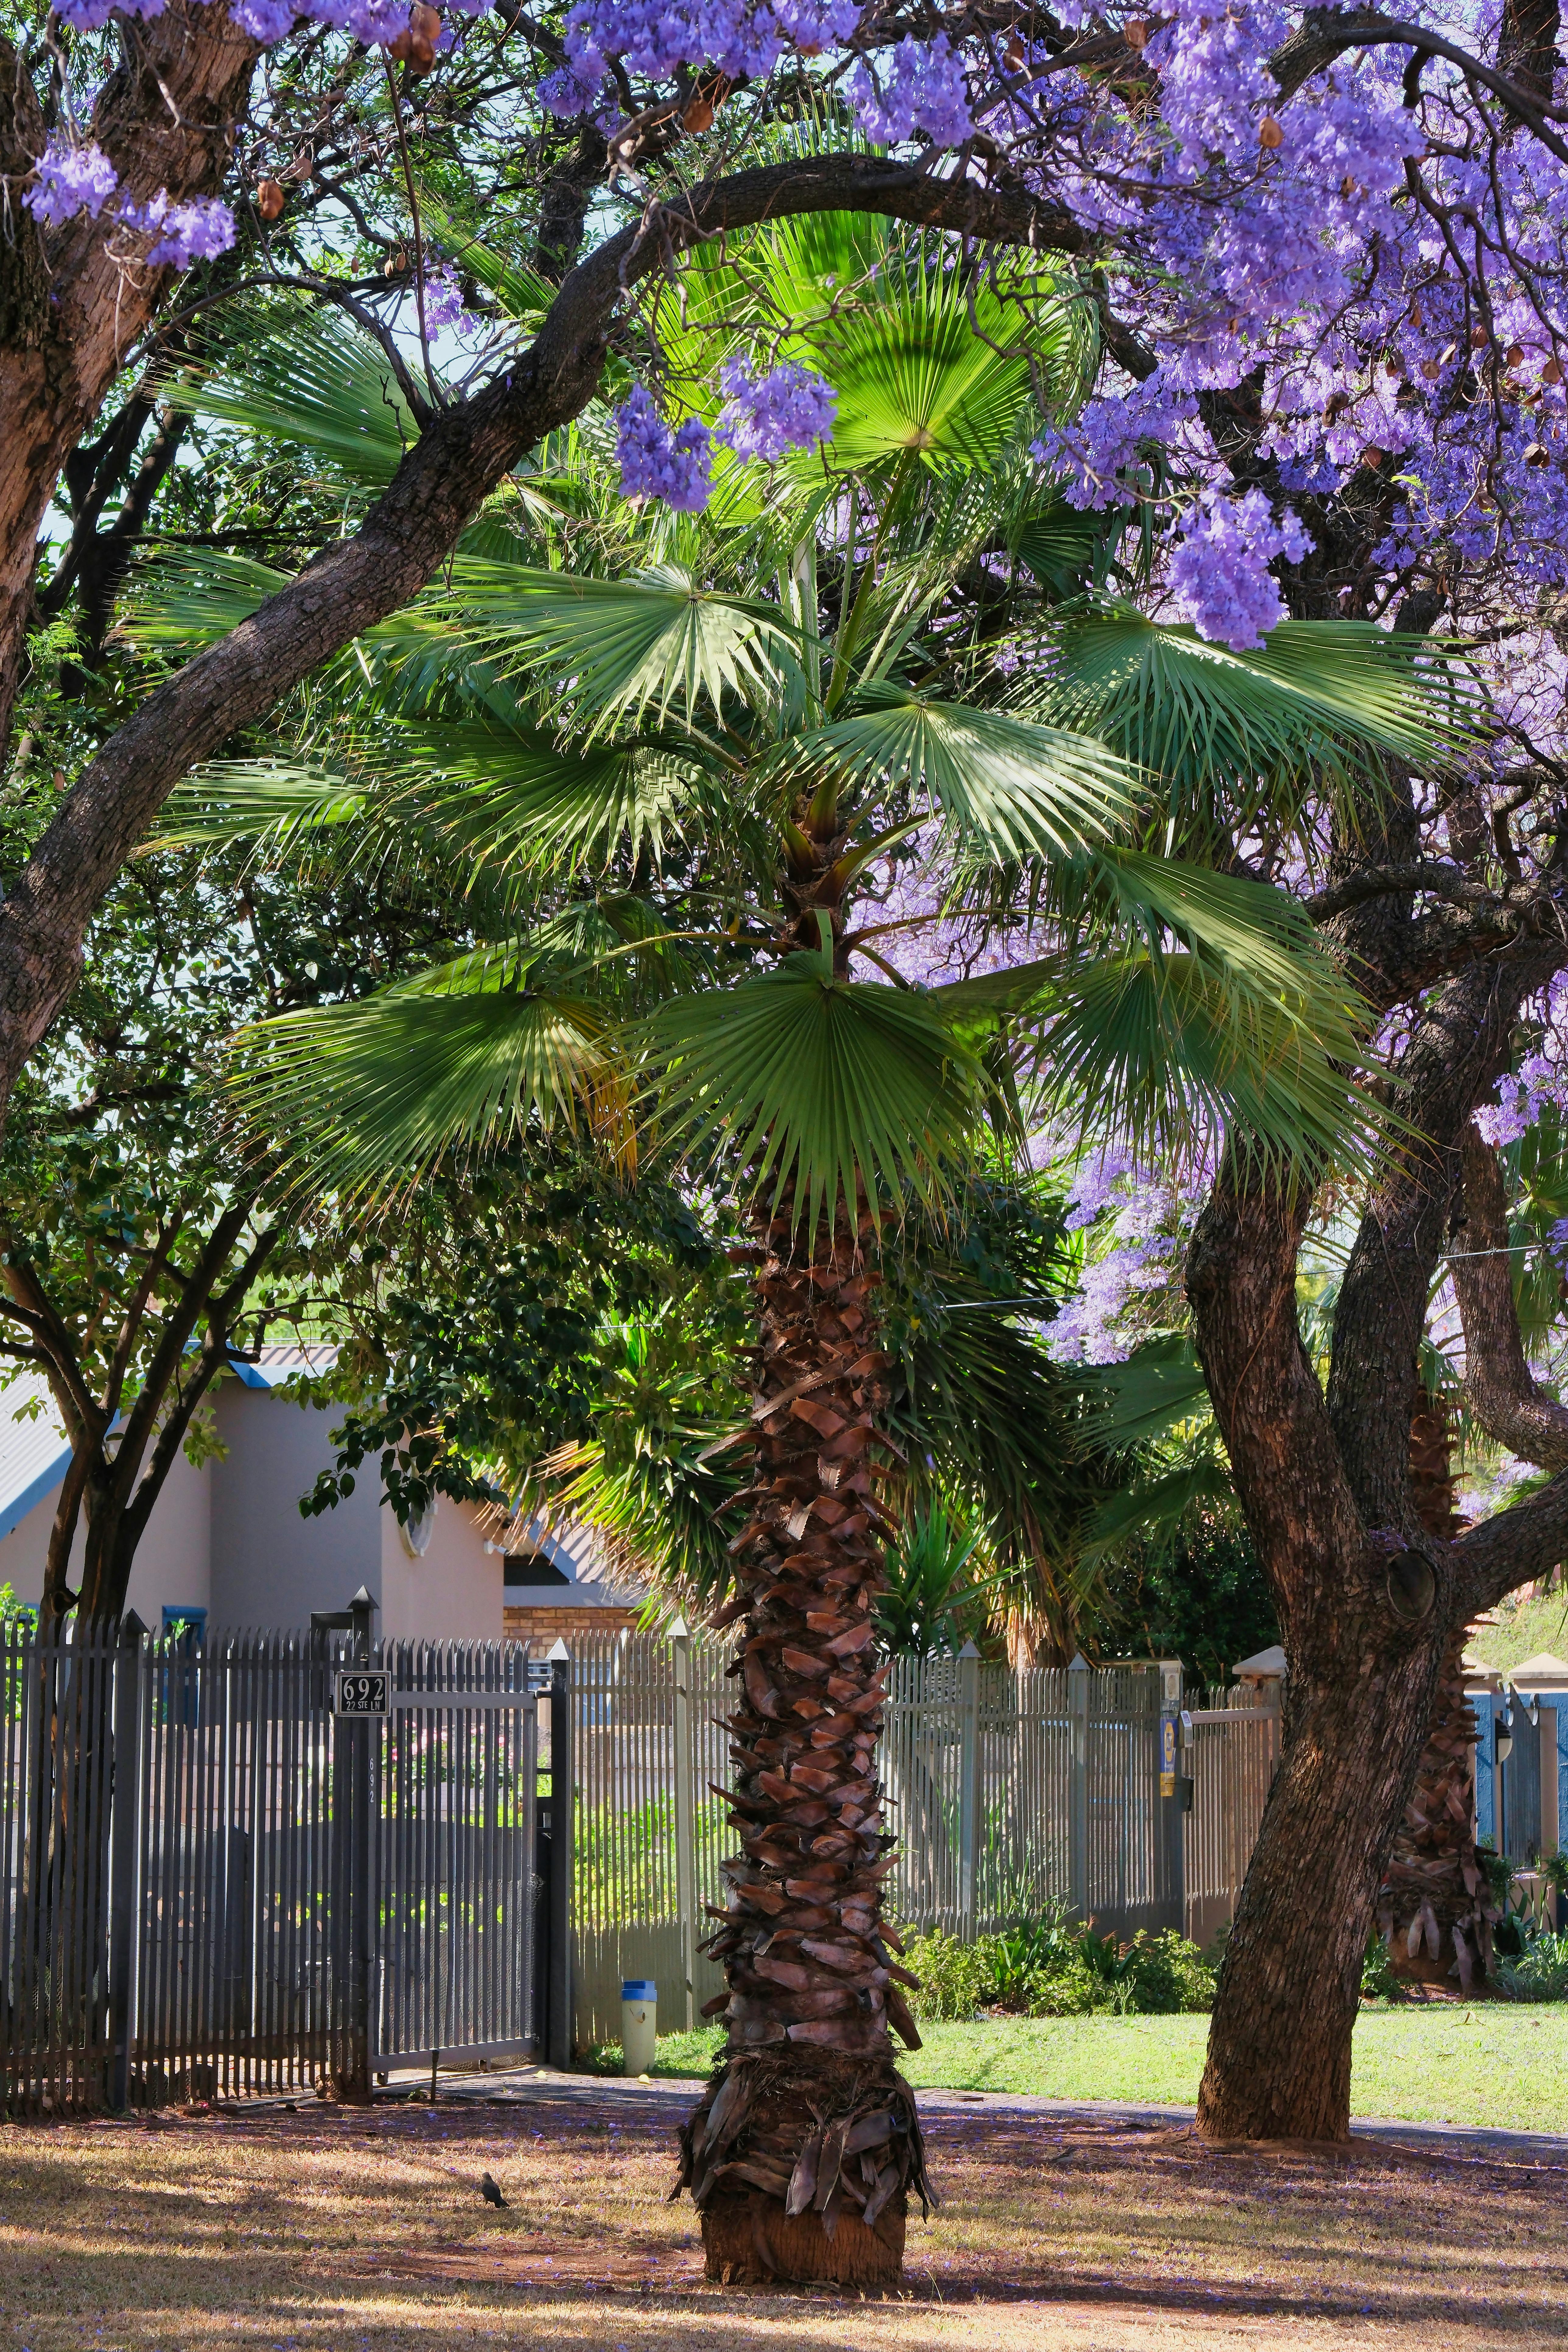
left=0, top=1372, right=72, bottom=1544
left=0, top=1348, right=338, bottom=1540
left=1233, top=1643, right=1288, bottom=1680
left=226, top=1343, right=339, bottom=1390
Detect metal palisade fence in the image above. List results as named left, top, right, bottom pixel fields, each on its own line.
left=0, top=1617, right=551, bottom=2114
left=568, top=1628, right=1280, bottom=2047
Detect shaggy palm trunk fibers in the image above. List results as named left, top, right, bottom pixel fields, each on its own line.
left=1382, top=1391, right=1491, bottom=1987
left=674, top=1202, right=932, bottom=2286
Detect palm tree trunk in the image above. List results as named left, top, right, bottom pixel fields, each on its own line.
left=674, top=1194, right=932, bottom=2286
left=1381, top=1390, right=1490, bottom=1987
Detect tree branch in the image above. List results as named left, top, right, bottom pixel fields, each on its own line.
left=1185, top=1163, right=1367, bottom=1662
left=110, top=1197, right=256, bottom=1508
left=1452, top=1123, right=1568, bottom=1472
left=0, top=149, right=1088, bottom=1134
left=1455, top=1469, right=1568, bottom=1612
left=118, top=1223, right=278, bottom=1559
left=1325, top=940, right=1566, bottom=1526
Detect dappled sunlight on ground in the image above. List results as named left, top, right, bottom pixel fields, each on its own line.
left=0, top=2085, right=1563, bottom=2349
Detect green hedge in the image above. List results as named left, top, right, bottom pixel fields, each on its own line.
left=901, top=1917, right=1216, bottom=2020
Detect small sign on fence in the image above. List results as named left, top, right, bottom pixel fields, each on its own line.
left=1159, top=1711, right=1178, bottom=1798
left=333, top=1668, right=390, bottom=1717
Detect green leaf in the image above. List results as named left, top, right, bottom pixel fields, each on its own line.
left=807, top=244, right=1092, bottom=475
left=1038, top=614, right=1487, bottom=844
left=175, top=306, right=419, bottom=489
left=425, top=561, right=798, bottom=731
left=1081, top=1335, right=1212, bottom=1449
left=1036, top=944, right=1375, bottom=1174
left=371, top=717, right=708, bottom=876
left=229, top=974, right=618, bottom=1199
left=643, top=946, right=987, bottom=1234
left=145, top=763, right=369, bottom=855
left=1080, top=1460, right=1234, bottom=1559
left=787, top=685, right=1137, bottom=858
left=415, top=191, right=555, bottom=325
left=122, top=550, right=285, bottom=651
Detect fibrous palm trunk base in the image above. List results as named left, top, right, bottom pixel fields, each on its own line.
left=1381, top=1626, right=1493, bottom=1988
left=1382, top=1393, right=1493, bottom=1989
left=673, top=1201, right=932, bottom=2284
left=677, top=2047, right=926, bottom=2285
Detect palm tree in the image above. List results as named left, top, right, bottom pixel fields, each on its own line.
left=133, top=218, right=1468, bottom=2283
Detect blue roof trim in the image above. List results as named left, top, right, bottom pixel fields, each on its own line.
left=0, top=1445, right=73, bottom=1543
left=226, top=1359, right=272, bottom=1388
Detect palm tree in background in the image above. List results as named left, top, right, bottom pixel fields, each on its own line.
left=134, top=213, right=1474, bottom=2284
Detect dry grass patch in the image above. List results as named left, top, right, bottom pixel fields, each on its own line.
left=0, top=2088, right=1561, bottom=2351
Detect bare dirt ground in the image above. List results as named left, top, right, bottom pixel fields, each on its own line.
left=0, top=2081, right=1562, bottom=2352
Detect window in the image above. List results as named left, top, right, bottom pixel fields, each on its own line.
left=504, top=1547, right=569, bottom=1589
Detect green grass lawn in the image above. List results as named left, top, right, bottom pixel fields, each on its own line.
left=1471, top=1583, right=1568, bottom=1674
left=627, top=2006, right=1568, bottom=2131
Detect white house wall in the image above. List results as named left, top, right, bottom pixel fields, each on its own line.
left=124, top=1446, right=211, bottom=1624
left=0, top=1481, right=75, bottom=1603
left=378, top=1495, right=505, bottom=1644
left=0, top=1373, right=605, bottom=1640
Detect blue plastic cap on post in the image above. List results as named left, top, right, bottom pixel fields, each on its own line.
left=621, top=1979, right=657, bottom=2002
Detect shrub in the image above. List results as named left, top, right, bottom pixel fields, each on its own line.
left=900, top=1929, right=1002, bottom=2021
left=1497, top=1927, right=1568, bottom=2002
left=902, top=1916, right=1215, bottom=2021
left=1121, top=1928, right=1217, bottom=2014
left=1360, top=1935, right=1404, bottom=2002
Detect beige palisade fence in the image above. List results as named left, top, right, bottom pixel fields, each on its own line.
left=565, top=1628, right=1279, bottom=2049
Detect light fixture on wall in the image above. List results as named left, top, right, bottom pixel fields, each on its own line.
left=1496, top=1705, right=1515, bottom=1764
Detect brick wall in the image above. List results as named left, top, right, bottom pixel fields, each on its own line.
left=502, top=1603, right=637, bottom=1650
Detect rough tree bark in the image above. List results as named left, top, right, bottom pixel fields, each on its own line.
left=0, top=6, right=261, bottom=746
left=674, top=1197, right=932, bottom=2285
left=1189, top=935, right=1568, bottom=2140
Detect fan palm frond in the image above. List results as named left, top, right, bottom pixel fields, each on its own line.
left=144, top=763, right=369, bottom=855
left=174, top=305, right=419, bottom=490
left=230, top=966, right=623, bottom=1198
left=642, top=936, right=986, bottom=1233
left=421, top=560, right=799, bottom=732
left=785, top=684, right=1137, bottom=857
left=1036, top=614, right=1487, bottom=845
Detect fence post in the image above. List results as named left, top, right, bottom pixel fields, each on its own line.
left=108, top=1614, right=145, bottom=2111
left=1158, top=1658, right=1185, bottom=1937
left=1068, top=1653, right=1090, bottom=1923
left=548, top=1646, right=574, bottom=2068
left=1474, top=1687, right=1496, bottom=1850
left=670, top=1618, right=696, bottom=2032
left=957, top=1642, right=981, bottom=1941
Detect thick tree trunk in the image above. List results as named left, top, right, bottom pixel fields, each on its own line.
left=1382, top=1626, right=1489, bottom=1986
left=1185, top=1166, right=1456, bottom=2140
left=0, top=7, right=260, bottom=751
left=674, top=1199, right=931, bottom=2285
left=1195, top=1618, right=1449, bottom=2139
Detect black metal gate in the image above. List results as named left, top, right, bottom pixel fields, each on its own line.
left=0, top=1611, right=567, bottom=2112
